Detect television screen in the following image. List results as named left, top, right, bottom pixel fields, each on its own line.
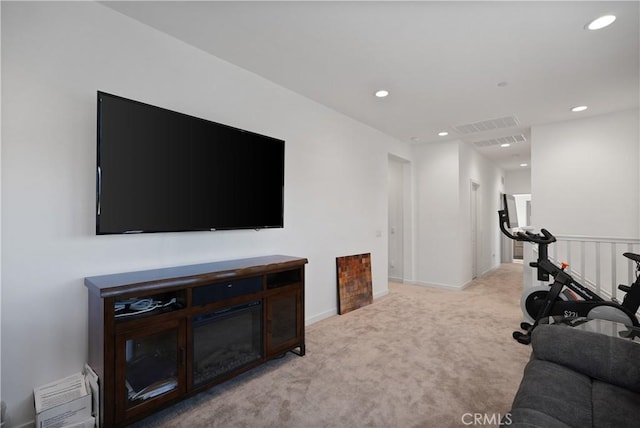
left=96, top=91, right=285, bottom=234
left=502, top=194, right=519, bottom=228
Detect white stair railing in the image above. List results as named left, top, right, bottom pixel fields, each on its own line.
left=523, top=236, right=640, bottom=302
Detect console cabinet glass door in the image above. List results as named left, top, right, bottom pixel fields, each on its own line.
left=266, top=288, right=302, bottom=356
left=115, top=319, right=186, bottom=423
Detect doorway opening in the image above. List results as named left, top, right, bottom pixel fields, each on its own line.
left=388, top=154, right=412, bottom=283
left=471, top=181, right=480, bottom=279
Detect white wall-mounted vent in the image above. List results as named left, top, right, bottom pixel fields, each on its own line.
left=472, top=134, right=527, bottom=148
left=454, top=116, right=519, bottom=134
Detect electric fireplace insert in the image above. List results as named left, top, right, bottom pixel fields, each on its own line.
left=192, top=300, right=263, bottom=387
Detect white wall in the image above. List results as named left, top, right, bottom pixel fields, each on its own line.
left=412, top=141, right=504, bottom=289
left=0, top=2, right=412, bottom=425
left=413, top=142, right=461, bottom=288
left=531, top=109, right=639, bottom=238
left=459, top=142, right=505, bottom=280
left=505, top=169, right=531, bottom=195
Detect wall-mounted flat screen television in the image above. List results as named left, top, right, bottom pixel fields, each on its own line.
left=96, top=91, right=285, bottom=235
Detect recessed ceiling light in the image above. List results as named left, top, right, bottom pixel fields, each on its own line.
left=571, top=105, right=588, bottom=112
left=586, top=15, right=616, bottom=30
left=501, top=143, right=511, bottom=148
left=410, top=137, right=421, bottom=142
left=375, top=90, right=389, bottom=98
left=520, top=163, right=528, bottom=167
left=438, top=131, right=449, bottom=137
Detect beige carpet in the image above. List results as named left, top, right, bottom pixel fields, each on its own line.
left=133, top=263, right=531, bottom=428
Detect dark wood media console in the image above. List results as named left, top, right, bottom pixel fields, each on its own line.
left=85, top=255, right=307, bottom=427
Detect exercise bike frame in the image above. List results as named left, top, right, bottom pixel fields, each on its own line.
left=498, top=209, right=640, bottom=344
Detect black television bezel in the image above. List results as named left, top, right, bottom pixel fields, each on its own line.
left=502, top=193, right=519, bottom=229
left=96, top=91, right=285, bottom=235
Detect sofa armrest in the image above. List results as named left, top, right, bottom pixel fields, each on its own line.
left=532, top=324, right=640, bottom=393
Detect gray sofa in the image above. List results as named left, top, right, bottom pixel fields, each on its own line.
left=506, top=323, right=640, bottom=428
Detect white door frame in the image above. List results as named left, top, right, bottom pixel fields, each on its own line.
left=471, top=180, right=480, bottom=278
left=388, top=154, right=413, bottom=283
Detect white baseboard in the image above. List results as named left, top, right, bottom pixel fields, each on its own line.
left=305, top=308, right=336, bottom=326
left=305, top=288, right=390, bottom=327
left=411, top=280, right=466, bottom=291
left=374, top=289, right=389, bottom=300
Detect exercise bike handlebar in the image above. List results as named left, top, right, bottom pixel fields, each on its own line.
left=498, top=209, right=556, bottom=245
left=517, top=229, right=556, bottom=245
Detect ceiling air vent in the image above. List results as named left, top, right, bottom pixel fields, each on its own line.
left=472, top=134, right=527, bottom=148
left=454, top=115, right=519, bottom=134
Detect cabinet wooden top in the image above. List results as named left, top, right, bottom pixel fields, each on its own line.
left=84, top=255, right=308, bottom=298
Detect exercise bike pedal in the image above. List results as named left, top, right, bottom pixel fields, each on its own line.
left=513, top=331, right=532, bottom=345
left=520, top=322, right=532, bottom=331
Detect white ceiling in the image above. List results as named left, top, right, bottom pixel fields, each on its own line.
left=103, top=1, right=640, bottom=170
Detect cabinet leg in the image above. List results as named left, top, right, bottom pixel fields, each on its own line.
left=290, top=344, right=305, bottom=357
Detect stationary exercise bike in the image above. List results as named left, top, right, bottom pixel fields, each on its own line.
left=498, top=196, right=640, bottom=345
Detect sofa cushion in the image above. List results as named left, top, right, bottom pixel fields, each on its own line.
left=532, top=324, right=640, bottom=393
left=506, top=408, right=572, bottom=428
left=592, top=380, right=640, bottom=428
left=510, top=359, right=592, bottom=428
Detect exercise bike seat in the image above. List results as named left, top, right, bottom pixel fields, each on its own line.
left=623, top=252, right=640, bottom=263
